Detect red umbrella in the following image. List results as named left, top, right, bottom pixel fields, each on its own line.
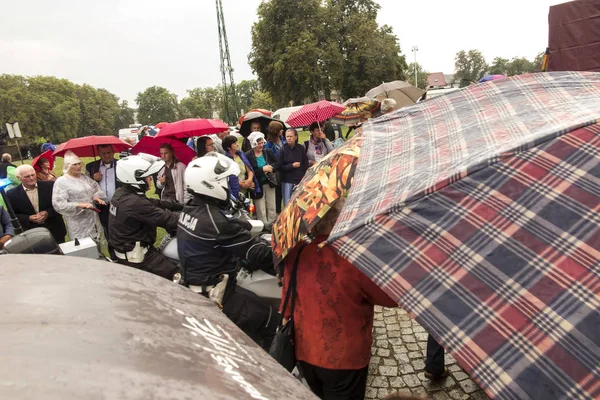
left=53, top=136, right=132, bottom=158
left=155, top=118, right=228, bottom=139
left=154, top=122, right=169, bottom=129
left=286, top=100, right=346, bottom=128
left=31, top=150, right=54, bottom=171
left=131, top=136, right=196, bottom=166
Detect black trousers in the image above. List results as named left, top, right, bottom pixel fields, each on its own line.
left=222, top=285, right=279, bottom=351
left=425, top=334, right=445, bottom=375
left=116, top=247, right=180, bottom=280
left=275, top=185, right=283, bottom=213
left=297, top=361, right=369, bottom=400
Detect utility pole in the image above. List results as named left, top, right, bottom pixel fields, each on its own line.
left=215, top=0, right=239, bottom=124
left=411, top=46, right=419, bottom=88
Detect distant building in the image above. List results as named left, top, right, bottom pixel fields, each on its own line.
left=427, top=72, right=447, bottom=89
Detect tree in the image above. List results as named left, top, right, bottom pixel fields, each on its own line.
left=250, top=91, right=275, bottom=110
left=454, top=50, right=488, bottom=87
left=115, top=100, right=135, bottom=130
left=135, top=86, right=179, bottom=125
left=505, top=57, right=536, bottom=76
left=406, top=63, right=429, bottom=90
left=249, top=0, right=407, bottom=104
left=180, top=87, right=223, bottom=119
left=488, top=57, right=509, bottom=75
left=236, top=80, right=259, bottom=114
left=328, top=0, right=407, bottom=99
left=533, top=52, right=545, bottom=71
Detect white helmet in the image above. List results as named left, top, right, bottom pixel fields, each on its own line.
left=116, top=153, right=165, bottom=192
left=185, top=152, right=240, bottom=201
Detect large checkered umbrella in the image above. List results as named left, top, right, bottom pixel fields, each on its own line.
left=329, top=72, right=600, bottom=400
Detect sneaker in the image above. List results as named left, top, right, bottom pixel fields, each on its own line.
left=424, top=367, right=449, bottom=380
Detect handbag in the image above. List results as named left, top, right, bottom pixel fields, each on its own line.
left=269, top=244, right=307, bottom=372
left=265, top=171, right=279, bottom=188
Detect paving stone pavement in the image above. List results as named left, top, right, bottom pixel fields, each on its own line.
left=366, top=307, right=491, bottom=400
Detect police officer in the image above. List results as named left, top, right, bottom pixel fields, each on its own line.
left=177, top=153, right=277, bottom=350
left=109, top=153, right=182, bottom=280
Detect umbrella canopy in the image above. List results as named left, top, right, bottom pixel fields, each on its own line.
left=329, top=72, right=600, bottom=400
left=330, top=97, right=381, bottom=126
left=238, top=109, right=273, bottom=126
left=238, top=111, right=286, bottom=138
left=286, top=100, right=346, bottom=128
left=0, top=255, right=316, bottom=400
left=31, top=150, right=54, bottom=171
left=365, top=80, right=424, bottom=110
left=154, top=121, right=169, bottom=129
left=478, top=74, right=506, bottom=83
left=53, top=136, right=132, bottom=158
left=131, top=136, right=196, bottom=166
left=271, top=133, right=363, bottom=265
left=155, top=118, right=228, bottom=139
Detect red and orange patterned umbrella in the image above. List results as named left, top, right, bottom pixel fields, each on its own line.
left=271, top=133, right=363, bottom=266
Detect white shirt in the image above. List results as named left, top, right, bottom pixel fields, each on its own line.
left=99, top=162, right=116, bottom=201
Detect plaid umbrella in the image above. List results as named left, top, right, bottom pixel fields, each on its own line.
left=330, top=72, right=600, bottom=400
left=286, top=100, right=345, bottom=128
left=330, top=97, right=381, bottom=126
left=271, top=133, right=363, bottom=265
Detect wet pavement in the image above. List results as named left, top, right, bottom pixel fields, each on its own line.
left=366, top=307, right=491, bottom=400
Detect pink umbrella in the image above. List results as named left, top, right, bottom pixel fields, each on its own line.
left=53, top=136, right=132, bottom=158
left=154, top=118, right=228, bottom=139
left=131, top=136, right=196, bottom=166
left=286, top=100, right=346, bottom=128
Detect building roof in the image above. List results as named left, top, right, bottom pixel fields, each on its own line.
left=427, top=72, right=447, bottom=88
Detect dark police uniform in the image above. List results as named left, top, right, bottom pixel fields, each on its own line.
left=177, top=195, right=277, bottom=349
left=109, top=185, right=182, bottom=280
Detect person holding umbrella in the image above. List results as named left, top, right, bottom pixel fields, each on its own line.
left=156, top=144, right=187, bottom=204
left=36, top=158, right=57, bottom=181
left=305, top=121, right=334, bottom=167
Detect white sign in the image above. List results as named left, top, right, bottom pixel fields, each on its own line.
left=12, top=122, right=21, bottom=138
left=5, top=122, right=22, bottom=139
left=5, top=123, right=14, bottom=139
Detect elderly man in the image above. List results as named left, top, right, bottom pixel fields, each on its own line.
left=6, top=165, right=66, bottom=244
left=86, top=144, right=120, bottom=243
left=0, top=153, right=16, bottom=179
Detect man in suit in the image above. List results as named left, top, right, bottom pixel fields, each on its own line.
left=86, top=144, right=121, bottom=245
left=7, top=165, right=66, bottom=243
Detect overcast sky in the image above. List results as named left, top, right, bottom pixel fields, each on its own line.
left=0, top=0, right=567, bottom=105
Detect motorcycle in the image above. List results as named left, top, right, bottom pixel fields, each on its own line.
left=159, top=193, right=282, bottom=309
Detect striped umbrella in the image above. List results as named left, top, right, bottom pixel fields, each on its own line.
left=286, top=100, right=346, bottom=128
left=330, top=97, right=381, bottom=126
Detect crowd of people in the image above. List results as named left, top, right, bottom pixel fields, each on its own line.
left=0, top=108, right=447, bottom=400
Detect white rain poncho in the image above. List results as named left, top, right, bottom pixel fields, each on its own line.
left=52, top=151, right=106, bottom=243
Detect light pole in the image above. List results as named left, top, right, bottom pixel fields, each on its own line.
left=411, top=46, right=419, bottom=88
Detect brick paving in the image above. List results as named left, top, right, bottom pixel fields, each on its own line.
left=366, top=307, right=491, bottom=400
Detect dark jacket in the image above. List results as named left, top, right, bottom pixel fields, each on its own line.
left=108, top=186, right=182, bottom=253
left=0, top=206, right=15, bottom=237
left=278, top=143, right=309, bottom=184
left=6, top=181, right=66, bottom=243
left=244, top=148, right=279, bottom=186
left=0, top=162, right=16, bottom=179
left=177, top=195, right=273, bottom=286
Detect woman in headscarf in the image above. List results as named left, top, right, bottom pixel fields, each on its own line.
left=244, top=131, right=279, bottom=225
left=52, top=151, right=107, bottom=244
